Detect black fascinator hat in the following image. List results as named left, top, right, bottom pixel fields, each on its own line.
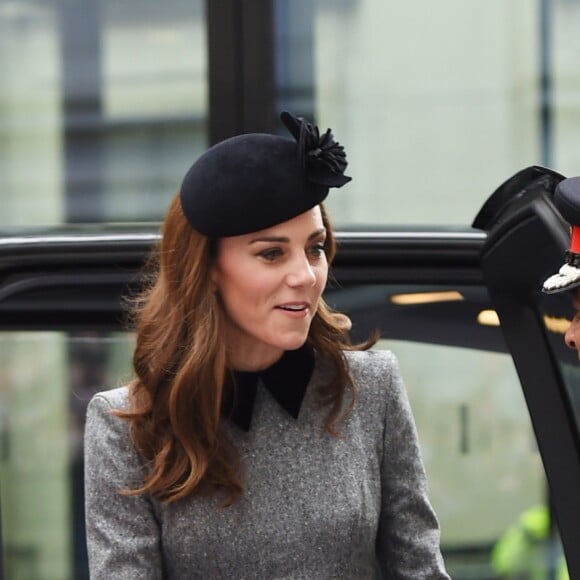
left=179, top=111, right=351, bottom=237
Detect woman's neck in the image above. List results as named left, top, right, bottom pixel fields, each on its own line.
left=226, top=346, right=284, bottom=372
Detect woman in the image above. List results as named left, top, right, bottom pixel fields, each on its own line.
left=84, top=111, right=450, bottom=578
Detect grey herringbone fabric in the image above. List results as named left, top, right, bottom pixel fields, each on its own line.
left=84, top=350, right=450, bottom=579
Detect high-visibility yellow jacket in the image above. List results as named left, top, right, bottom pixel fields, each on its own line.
left=491, top=505, right=569, bottom=580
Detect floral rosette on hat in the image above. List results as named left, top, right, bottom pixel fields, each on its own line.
left=280, top=111, right=351, bottom=188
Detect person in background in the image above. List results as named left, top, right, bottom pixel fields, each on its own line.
left=84, top=111, right=449, bottom=578
left=543, top=176, right=580, bottom=355
left=491, top=504, right=569, bottom=580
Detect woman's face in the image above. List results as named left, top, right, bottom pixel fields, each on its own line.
left=211, top=206, right=328, bottom=370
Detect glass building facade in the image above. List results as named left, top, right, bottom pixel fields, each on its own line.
left=2, top=0, right=580, bottom=228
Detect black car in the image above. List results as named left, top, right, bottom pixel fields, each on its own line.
left=1, top=166, right=578, bottom=579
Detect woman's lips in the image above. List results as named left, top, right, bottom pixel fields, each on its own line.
left=275, top=302, right=310, bottom=317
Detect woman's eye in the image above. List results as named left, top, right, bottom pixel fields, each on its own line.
left=258, top=248, right=282, bottom=261
left=309, top=243, right=326, bottom=258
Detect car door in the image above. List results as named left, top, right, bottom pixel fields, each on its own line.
left=475, top=165, right=580, bottom=578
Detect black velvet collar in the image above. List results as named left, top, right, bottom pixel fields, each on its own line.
left=222, top=345, right=315, bottom=432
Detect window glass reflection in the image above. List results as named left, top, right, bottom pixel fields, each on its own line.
left=275, top=0, right=580, bottom=228
left=102, top=1, right=206, bottom=119
left=379, top=340, right=552, bottom=577
left=0, top=0, right=207, bottom=227
left=99, top=1, right=207, bottom=222
left=0, top=2, right=63, bottom=227
left=0, top=331, right=134, bottom=579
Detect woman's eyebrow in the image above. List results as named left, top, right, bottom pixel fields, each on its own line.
left=249, top=228, right=326, bottom=245
left=309, top=228, right=327, bottom=240
left=249, top=235, right=289, bottom=244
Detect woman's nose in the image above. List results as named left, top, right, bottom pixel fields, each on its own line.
left=286, top=256, right=316, bottom=287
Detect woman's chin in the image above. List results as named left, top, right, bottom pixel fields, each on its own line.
left=278, top=334, right=309, bottom=351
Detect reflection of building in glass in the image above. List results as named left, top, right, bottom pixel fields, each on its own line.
left=3, top=1, right=580, bottom=228
left=0, top=331, right=134, bottom=579
left=0, top=0, right=207, bottom=226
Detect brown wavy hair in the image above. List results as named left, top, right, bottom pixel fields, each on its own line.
left=117, top=194, right=377, bottom=506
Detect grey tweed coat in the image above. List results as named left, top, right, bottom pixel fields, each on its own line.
left=84, top=349, right=450, bottom=579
